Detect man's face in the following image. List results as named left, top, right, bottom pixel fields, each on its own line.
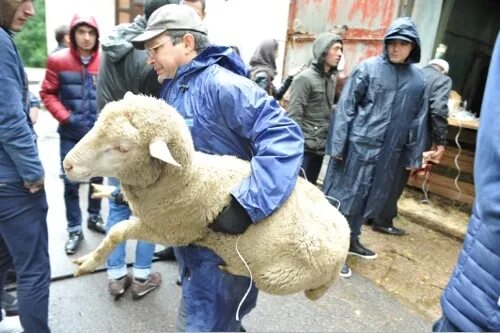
left=386, top=39, right=414, bottom=64
left=324, top=42, right=343, bottom=68
left=145, top=33, right=192, bottom=81
left=10, top=0, right=35, bottom=32
left=74, top=25, right=97, bottom=53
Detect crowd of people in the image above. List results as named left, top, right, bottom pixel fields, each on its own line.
left=0, top=0, right=499, bottom=332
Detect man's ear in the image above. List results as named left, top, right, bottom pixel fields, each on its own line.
left=149, top=137, right=181, bottom=167
left=183, top=33, right=196, bottom=54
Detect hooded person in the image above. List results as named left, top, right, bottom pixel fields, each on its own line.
left=131, top=4, right=304, bottom=331
left=322, top=17, right=427, bottom=277
left=40, top=13, right=106, bottom=255
left=0, top=0, right=51, bottom=332
left=96, top=0, right=184, bottom=300
left=287, top=33, right=343, bottom=185
left=249, top=39, right=297, bottom=100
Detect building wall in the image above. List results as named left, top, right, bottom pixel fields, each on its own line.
left=45, top=0, right=115, bottom=53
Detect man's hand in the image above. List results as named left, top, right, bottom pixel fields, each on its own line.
left=91, top=183, right=116, bottom=199
left=209, top=197, right=253, bottom=235
left=430, top=145, right=446, bottom=164
left=288, top=64, right=306, bottom=77
left=24, top=177, right=44, bottom=193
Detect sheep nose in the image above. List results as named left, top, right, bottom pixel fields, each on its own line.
left=63, top=162, right=73, bottom=172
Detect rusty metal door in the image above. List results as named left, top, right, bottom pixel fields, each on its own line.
left=283, top=0, right=404, bottom=76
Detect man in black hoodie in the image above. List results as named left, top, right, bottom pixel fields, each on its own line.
left=287, top=33, right=343, bottom=185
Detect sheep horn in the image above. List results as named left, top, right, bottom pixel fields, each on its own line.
left=149, top=137, right=181, bottom=167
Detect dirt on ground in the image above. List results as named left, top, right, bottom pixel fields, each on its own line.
left=349, top=189, right=471, bottom=321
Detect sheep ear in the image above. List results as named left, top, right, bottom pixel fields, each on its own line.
left=149, top=138, right=181, bottom=167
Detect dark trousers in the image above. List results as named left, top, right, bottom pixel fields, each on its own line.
left=60, top=137, right=102, bottom=232
left=374, top=167, right=410, bottom=228
left=346, top=214, right=365, bottom=242
left=301, top=152, right=324, bottom=185
left=0, top=182, right=51, bottom=333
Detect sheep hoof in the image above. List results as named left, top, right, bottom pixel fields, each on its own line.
left=73, top=254, right=99, bottom=276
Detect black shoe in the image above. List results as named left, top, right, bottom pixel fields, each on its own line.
left=373, top=224, right=406, bottom=236
left=153, top=247, right=176, bottom=261
left=349, top=239, right=377, bottom=259
left=65, top=231, right=84, bottom=255
left=1, top=290, right=19, bottom=316
left=340, top=263, right=352, bottom=278
left=5, top=269, right=16, bottom=284
left=87, top=214, right=106, bottom=234
left=176, top=276, right=183, bottom=286
left=365, top=218, right=374, bottom=226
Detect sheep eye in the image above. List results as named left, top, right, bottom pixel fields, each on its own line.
left=114, top=146, right=129, bottom=153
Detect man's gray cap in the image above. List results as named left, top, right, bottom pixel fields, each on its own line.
left=132, top=4, right=207, bottom=49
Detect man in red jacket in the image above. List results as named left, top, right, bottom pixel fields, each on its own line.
left=40, top=14, right=104, bottom=255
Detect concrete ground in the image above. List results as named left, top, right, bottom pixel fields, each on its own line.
left=13, top=108, right=471, bottom=332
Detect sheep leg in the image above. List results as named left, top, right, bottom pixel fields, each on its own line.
left=74, top=218, right=163, bottom=276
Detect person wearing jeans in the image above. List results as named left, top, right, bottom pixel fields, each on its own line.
left=105, top=177, right=161, bottom=299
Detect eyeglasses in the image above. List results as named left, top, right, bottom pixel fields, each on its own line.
left=146, top=38, right=172, bottom=58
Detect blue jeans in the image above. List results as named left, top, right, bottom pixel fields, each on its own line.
left=105, top=177, right=155, bottom=279
left=60, top=137, right=103, bottom=232
left=433, top=314, right=461, bottom=332
left=175, top=245, right=258, bottom=332
left=0, top=182, right=51, bottom=333
left=300, top=152, right=324, bottom=185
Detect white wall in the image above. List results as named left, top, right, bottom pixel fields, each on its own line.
left=45, top=0, right=115, bottom=54
left=204, top=0, right=290, bottom=80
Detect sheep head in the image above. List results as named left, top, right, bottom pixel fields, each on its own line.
left=63, top=93, right=194, bottom=187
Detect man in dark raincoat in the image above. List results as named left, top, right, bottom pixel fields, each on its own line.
left=322, top=17, right=427, bottom=277
left=132, top=4, right=304, bottom=331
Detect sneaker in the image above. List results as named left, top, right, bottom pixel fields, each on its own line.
left=65, top=231, right=84, bottom=255
left=340, top=263, right=352, bottom=278
left=0, top=309, right=23, bottom=333
left=1, top=291, right=18, bottom=316
left=87, top=214, right=106, bottom=234
left=108, top=275, right=132, bottom=300
left=153, top=247, right=176, bottom=261
left=130, top=272, right=162, bottom=300
left=348, top=239, right=377, bottom=259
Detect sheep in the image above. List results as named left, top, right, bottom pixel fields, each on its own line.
left=63, top=92, right=350, bottom=301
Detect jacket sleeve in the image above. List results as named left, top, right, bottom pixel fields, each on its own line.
left=287, top=74, right=311, bottom=127
left=0, top=38, right=44, bottom=183
left=429, top=75, right=452, bottom=146
left=274, top=75, right=294, bottom=101
left=325, top=65, right=368, bottom=157
left=215, top=80, right=304, bottom=223
left=402, top=90, right=428, bottom=168
left=39, top=56, right=71, bottom=123
left=253, top=71, right=271, bottom=95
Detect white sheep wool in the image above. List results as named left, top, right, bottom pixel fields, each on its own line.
left=64, top=92, right=350, bottom=301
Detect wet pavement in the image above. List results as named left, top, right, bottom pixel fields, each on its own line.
left=30, top=109, right=436, bottom=332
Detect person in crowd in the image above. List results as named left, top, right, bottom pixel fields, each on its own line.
left=95, top=0, right=186, bottom=300
left=249, top=38, right=303, bottom=101
left=51, top=24, right=69, bottom=53
left=132, top=4, right=303, bottom=331
left=322, top=17, right=427, bottom=278
left=40, top=13, right=105, bottom=255
left=287, top=33, right=343, bottom=185
left=370, top=58, right=452, bottom=236
left=433, top=33, right=500, bottom=333
left=0, top=0, right=51, bottom=332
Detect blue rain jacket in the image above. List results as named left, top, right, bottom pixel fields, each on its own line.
left=161, top=45, right=304, bottom=331
left=440, top=33, right=500, bottom=331
left=322, top=17, right=427, bottom=218
left=0, top=27, right=44, bottom=184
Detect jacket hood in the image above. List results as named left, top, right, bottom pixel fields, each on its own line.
left=0, top=0, right=22, bottom=29
left=311, top=32, right=342, bottom=74
left=69, top=14, right=100, bottom=54
left=249, top=39, right=278, bottom=80
left=177, top=45, right=248, bottom=80
left=101, top=15, right=146, bottom=63
left=384, top=17, right=421, bottom=64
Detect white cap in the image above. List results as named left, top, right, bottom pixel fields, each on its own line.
left=429, top=59, right=449, bottom=74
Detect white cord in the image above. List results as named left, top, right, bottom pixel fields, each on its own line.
left=453, top=119, right=463, bottom=200
left=300, top=167, right=308, bottom=181
left=325, top=195, right=341, bottom=210
left=235, top=235, right=253, bottom=321
left=421, top=169, right=431, bottom=204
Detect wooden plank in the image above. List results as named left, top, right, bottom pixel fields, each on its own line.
left=448, top=117, right=479, bottom=130
left=408, top=172, right=475, bottom=203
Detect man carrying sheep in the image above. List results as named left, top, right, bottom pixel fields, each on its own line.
left=132, top=4, right=304, bottom=332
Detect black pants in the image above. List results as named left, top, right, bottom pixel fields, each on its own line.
left=300, top=152, right=324, bottom=185
left=374, top=167, right=410, bottom=227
